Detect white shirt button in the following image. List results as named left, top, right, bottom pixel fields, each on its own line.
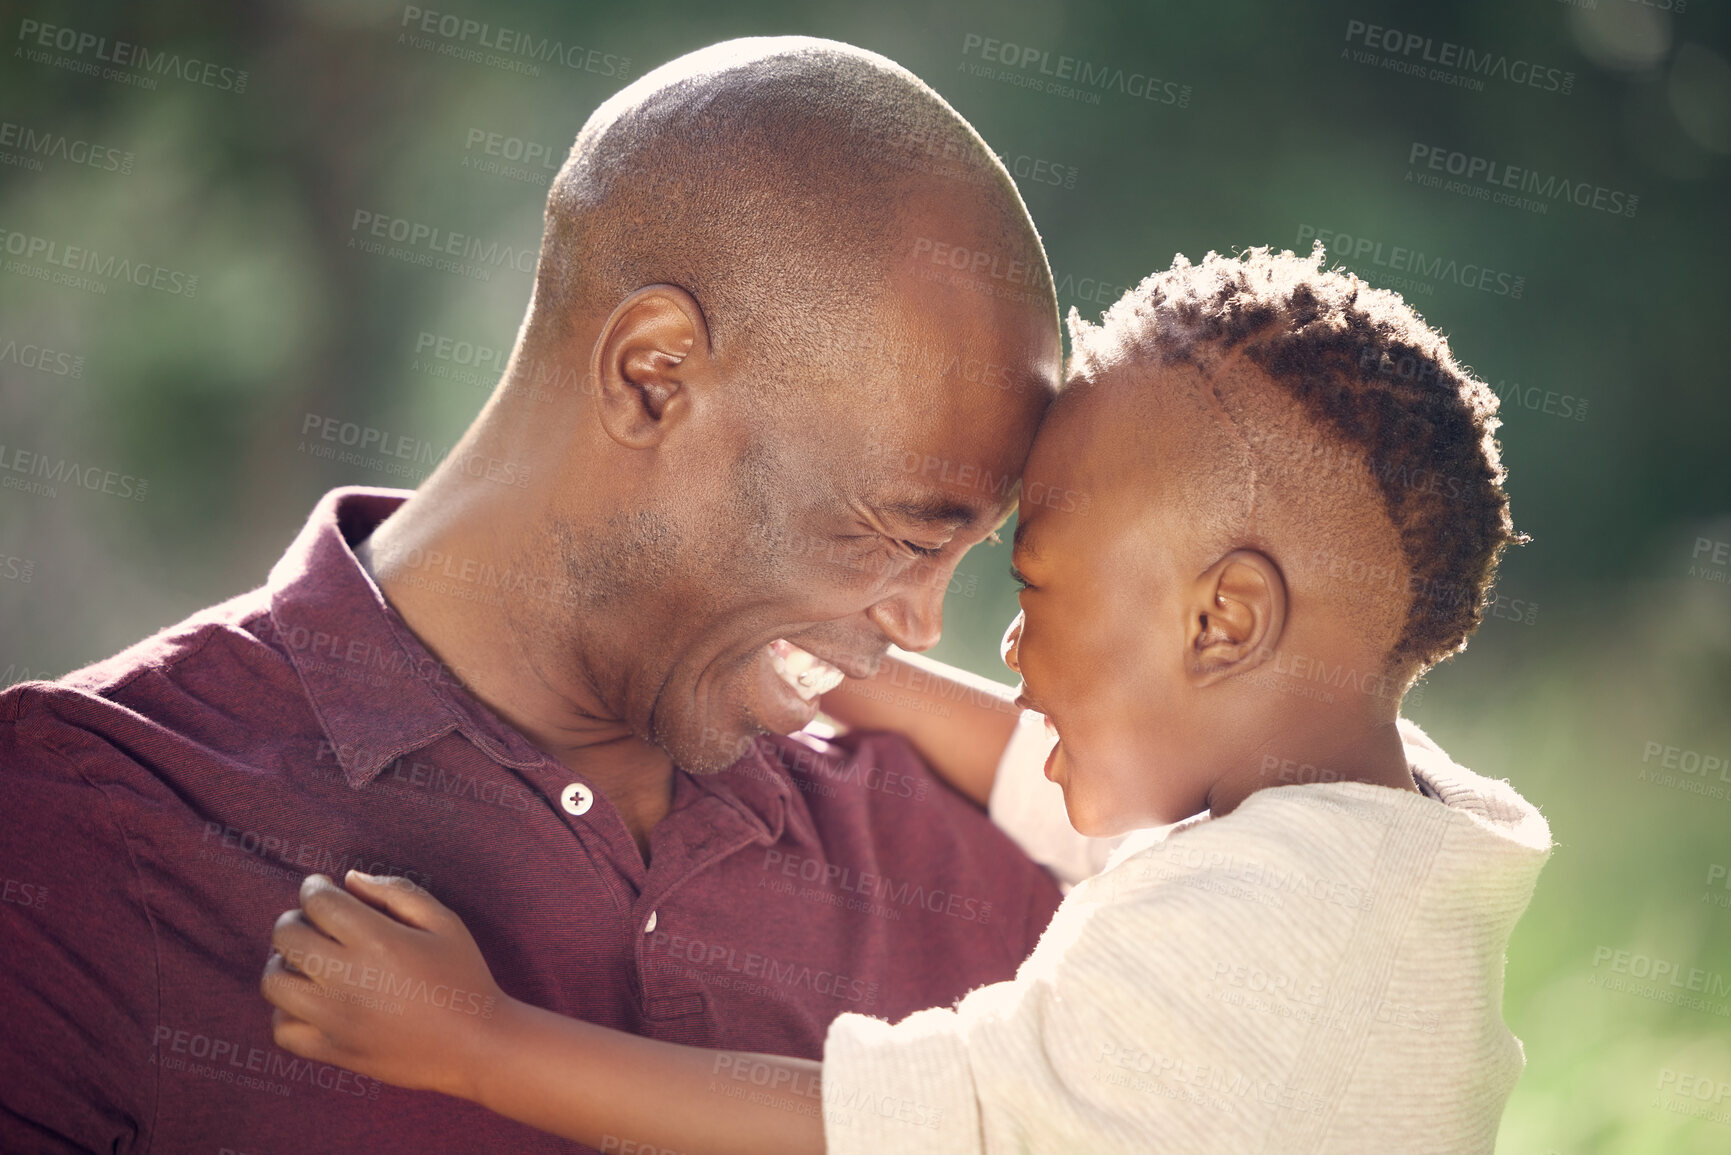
left=644, top=911, right=658, bottom=934
left=559, top=781, right=594, bottom=816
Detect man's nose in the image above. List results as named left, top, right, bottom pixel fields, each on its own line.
left=1001, top=612, right=1024, bottom=676
left=866, top=571, right=947, bottom=653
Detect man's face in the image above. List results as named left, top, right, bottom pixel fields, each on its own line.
left=636, top=268, right=1060, bottom=773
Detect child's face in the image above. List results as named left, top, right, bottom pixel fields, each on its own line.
left=1000, top=369, right=1218, bottom=835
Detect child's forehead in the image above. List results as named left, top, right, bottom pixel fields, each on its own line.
left=1055, top=353, right=1259, bottom=455
left=1023, top=368, right=1235, bottom=537
left=1033, top=346, right=1369, bottom=546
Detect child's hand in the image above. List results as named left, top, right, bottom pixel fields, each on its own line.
left=260, top=870, right=509, bottom=1099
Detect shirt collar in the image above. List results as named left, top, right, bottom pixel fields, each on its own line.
left=267, top=486, right=548, bottom=788
left=698, top=735, right=799, bottom=846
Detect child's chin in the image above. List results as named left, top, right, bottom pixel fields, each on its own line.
left=1064, top=788, right=1183, bottom=838
left=1061, top=788, right=1122, bottom=839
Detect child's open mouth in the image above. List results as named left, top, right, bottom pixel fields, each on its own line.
left=1012, top=687, right=1064, bottom=780
left=1041, top=715, right=1064, bottom=779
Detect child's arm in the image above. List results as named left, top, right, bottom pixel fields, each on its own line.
left=823, top=650, right=1128, bottom=889
left=261, top=871, right=825, bottom=1155
left=819, top=648, right=1022, bottom=807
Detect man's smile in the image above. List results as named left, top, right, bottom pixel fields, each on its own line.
left=767, top=638, right=847, bottom=702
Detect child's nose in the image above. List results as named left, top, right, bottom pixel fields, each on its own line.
left=1000, top=612, right=1024, bottom=675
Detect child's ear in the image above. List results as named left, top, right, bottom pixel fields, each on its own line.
left=1186, top=549, right=1287, bottom=686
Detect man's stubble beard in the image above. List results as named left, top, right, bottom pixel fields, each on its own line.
left=550, top=438, right=795, bottom=774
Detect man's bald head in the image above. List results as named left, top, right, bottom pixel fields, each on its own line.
left=528, top=36, right=1053, bottom=392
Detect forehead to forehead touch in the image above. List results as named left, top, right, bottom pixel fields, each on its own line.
left=535, top=35, right=1058, bottom=385
left=835, top=246, right=1060, bottom=529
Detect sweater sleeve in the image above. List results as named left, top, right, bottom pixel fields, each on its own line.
left=819, top=855, right=1215, bottom=1155
left=819, top=866, right=1213, bottom=1155
left=822, top=1004, right=984, bottom=1155
left=820, top=801, right=1411, bottom=1155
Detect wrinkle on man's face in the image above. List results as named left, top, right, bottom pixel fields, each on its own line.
left=617, top=272, right=1056, bottom=772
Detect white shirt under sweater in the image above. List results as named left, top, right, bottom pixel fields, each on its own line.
left=820, top=717, right=1552, bottom=1154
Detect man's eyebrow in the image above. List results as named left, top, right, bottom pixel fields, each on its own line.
left=878, top=494, right=984, bottom=528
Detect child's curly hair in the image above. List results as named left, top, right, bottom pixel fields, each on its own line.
left=1069, top=244, right=1525, bottom=673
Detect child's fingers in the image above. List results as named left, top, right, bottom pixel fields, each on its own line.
left=298, top=871, right=399, bottom=945
left=342, top=869, right=457, bottom=934
left=269, top=908, right=347, bottom=984
left=260, top=950, right=328, bottom=1023
left=268, top=1003, right=334, bottom=1065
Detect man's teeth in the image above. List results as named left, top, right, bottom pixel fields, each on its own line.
left=769, top=639, right=846, bottom=701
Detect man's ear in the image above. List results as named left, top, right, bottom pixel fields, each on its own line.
left=1185, top=549, right=1286, bottom=686
left=589, top=285, right=710, bottom=449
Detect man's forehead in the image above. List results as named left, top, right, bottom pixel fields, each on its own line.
left=864, top=260, right=1059, bottom=377
left=841, top=333, right=1056, bottom=403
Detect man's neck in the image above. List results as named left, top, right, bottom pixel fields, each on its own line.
left=354, top=505, right=675, bottom=861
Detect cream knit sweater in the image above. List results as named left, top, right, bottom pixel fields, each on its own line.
left=821, top=719, right=1552, bottom=1154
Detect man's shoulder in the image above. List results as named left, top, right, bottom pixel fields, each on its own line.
left=764, top=725, right=941, bottom=803
left=760, top=726, right=1065, bottom=903
left=1, top=584, right=284, bottom=744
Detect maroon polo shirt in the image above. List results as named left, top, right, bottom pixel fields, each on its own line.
left=0, top=486, right=1063, bottom=1154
